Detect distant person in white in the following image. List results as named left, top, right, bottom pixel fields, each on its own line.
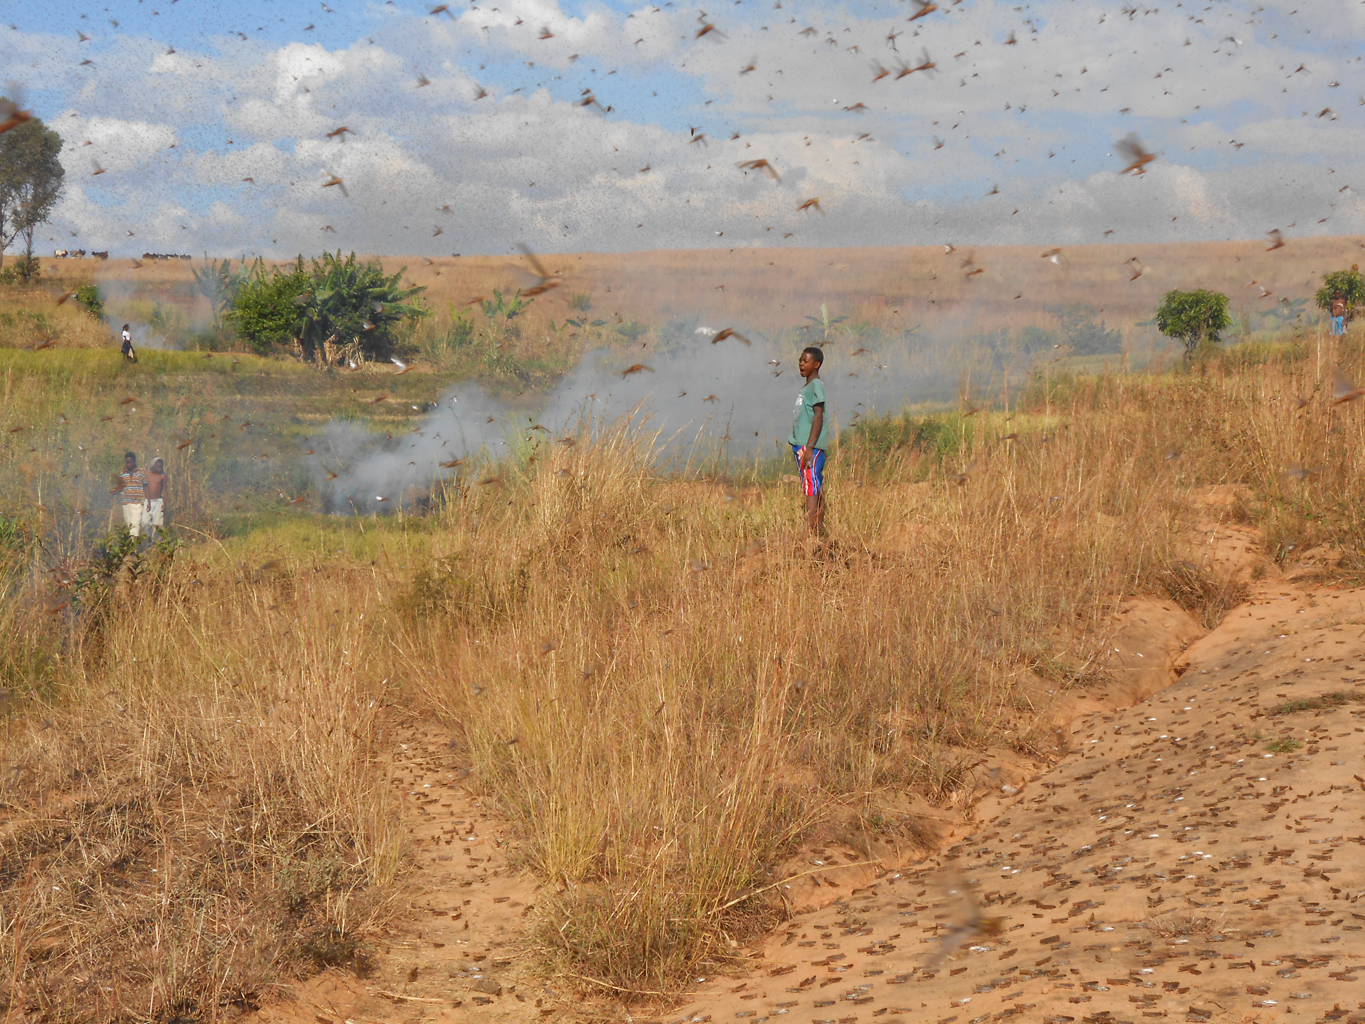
left=120, top=324, right=137, bottom=363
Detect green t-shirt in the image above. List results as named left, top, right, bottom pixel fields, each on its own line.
left=788, top=377, right=829, bottom=450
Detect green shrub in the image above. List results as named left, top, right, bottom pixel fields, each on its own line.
left=0, top=255, right=40, bottom=283
left=1316, top=266, right=1364, bottom=325
left=615, top=320, right=649, bottom=343
left=417, top=304, right=477, bottom=359
left=1047, top=304, right=1122, bottom=355
left=225, top=257, right=311, bottom=353
left=75, top=283, right=103, bottom=320
left=1155, top=289, right=1231, bottom=354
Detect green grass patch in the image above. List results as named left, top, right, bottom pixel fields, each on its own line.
left=1268, top=692, right=1361, bottom=716
left=1264, top=736, right=1303, bottom=753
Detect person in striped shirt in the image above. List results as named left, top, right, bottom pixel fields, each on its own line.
left=118, top=451, right=150, bottom=538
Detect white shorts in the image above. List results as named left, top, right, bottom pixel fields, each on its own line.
left=122, top=502, right=145, bottom=537
left=146, top=498, right=164, bottom=527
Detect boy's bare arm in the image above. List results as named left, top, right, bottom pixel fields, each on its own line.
left=803, top=404, right=824, bottom=465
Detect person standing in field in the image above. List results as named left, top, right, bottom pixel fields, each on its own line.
left=120, top=324, right=137, bottom=363
left=1331, top=294, right=1346, bottom=337
left=789, top=346, right=829, bottom=535
left=144, top=457, right=167, bottom=541
left=117, top=451, right=149, bottom=538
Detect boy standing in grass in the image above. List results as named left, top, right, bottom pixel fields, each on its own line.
left=789, top=346, right=829, bottom=535
left=145, top=457, right=167, bottom=542
left=117, top=451, right=149, bottom=539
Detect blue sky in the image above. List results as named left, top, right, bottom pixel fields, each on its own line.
left=2, top=0, right=1363, bottom=256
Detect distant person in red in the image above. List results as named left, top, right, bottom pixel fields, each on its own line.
left=120, top=324, right=137, bottom=362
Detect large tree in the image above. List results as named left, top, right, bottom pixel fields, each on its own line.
left=0, top=110, right=65, bottom=277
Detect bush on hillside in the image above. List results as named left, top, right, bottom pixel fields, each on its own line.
left=1155, top=289, right=1231, bottom=354
left=74, top=284, right=103, bottom=320
left=225, top=257, right=311, bottom=354
left=222, top=252, right=428, bottom=362
left=290, top=252, right=428, bottom=363
left=1047, top=303, right=1123, bottom=355
left=1316, top=266, right=1364, bottom=325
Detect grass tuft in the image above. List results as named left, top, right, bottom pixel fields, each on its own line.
left=1268, top=692, right=1359, bottom=716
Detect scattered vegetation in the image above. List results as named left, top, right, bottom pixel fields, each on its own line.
left=1269, top=691, right=1360, bottom=716
left=1144, top=911, right=1220, bottom=938
left=1264, top=736, right=1303, bottom=753
left=1155, top=560, right=1248, bottom=630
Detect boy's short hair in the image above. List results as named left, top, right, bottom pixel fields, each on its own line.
left=124, top=450, right=136, bottom=462
left=802, top=346, right=824, bottom=365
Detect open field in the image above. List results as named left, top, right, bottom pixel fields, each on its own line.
left=5, top=241, right=1365, bottom=1022
left=20, top=236, right=1365, bottom=375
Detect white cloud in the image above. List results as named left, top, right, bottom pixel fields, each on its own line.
left=5, top=0, right=1362, bottom=257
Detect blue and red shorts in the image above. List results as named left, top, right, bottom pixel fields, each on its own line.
left=791, top=445, right=826, bottom=497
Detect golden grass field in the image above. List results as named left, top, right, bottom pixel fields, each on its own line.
left=2, top=239, right=1365, bottom=1021
left=23, top=233, right=1365, bottom=360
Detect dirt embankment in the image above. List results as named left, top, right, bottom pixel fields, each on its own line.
left=268, top=500, right=1365, bottom=1024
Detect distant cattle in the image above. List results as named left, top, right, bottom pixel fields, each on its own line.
left=54, top=249, right=67, bottom=258
left=141, top=253, right=193, bottom=261
left=54, top=249, right=89, bottom=258
left=92, top=251, right=109, bottom=260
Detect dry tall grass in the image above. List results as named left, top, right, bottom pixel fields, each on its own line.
left=0, top=551, right=404, bottom=1020
left=0, top=284, right=110, bottom=350
left=6, top=316, right=1365, bottom=1013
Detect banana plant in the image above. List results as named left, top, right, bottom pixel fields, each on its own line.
left=480, top=289, right=533, bottom=321
left=290, top=250, right=427, bottom=361
left=803, top=302, right=849, bottom=343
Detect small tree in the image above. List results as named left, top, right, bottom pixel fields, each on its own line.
left=1155, top=289, right=1231, bottom=354
left=1316, top=266, right=1365, bottom=326
left=0, top=111, right=65, bottom=278
left=224, top=257, right=311, bottom=353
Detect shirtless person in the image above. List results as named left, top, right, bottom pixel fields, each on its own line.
left=145, top=457, right=167, bottom=540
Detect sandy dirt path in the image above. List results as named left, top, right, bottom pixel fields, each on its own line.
left=665, top=580, right=1365, bottom=1024
left=260, top=726, right=558, bottom=1024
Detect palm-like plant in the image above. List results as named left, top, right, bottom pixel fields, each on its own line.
left=803, top=302, right=849, bottom=344
left=192, top=256, right=254, bottom=329
left=291, top=251, right=427, bottom=361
